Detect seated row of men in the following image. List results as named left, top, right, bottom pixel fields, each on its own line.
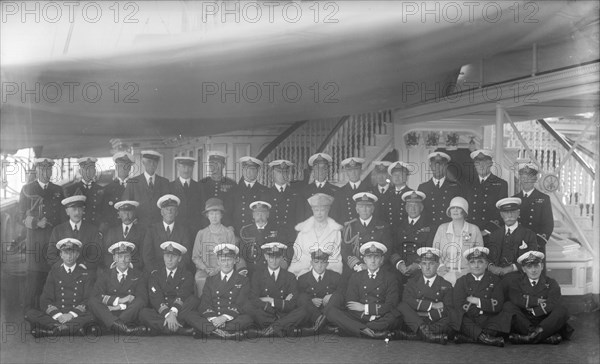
left=25, top=236, right=573, bottom=347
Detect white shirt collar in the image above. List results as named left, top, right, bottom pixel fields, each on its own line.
left=315, top=180, right=326, bottom=188
left=122, top=222, right=133, bottom=230
left=144, top=171, right=155, bottom=183
left=256, top=223, right=267, bottom=230
left=529, top=278, right=538, bottom=285
left=220, top=270, right=233, bottom=281
left=479, top=173, right=491, bottom=183
left=70, top=220, right=81, bottom=230
left=350, top=181, right=361, bottom=189
left=245, top=180, right=256, bottom=188
left=360, top=216, right=373, bottom=226
left=522, top=189, right=534, bottom=197
left=471, top=273, right=484, bottom=281
left=378, top=183, right=390, bottom=193
left=163, top=221, right=174, bottom=230
left=268, top=267, right=281, bottom=279
left=312, top=269, right=324, bottom=281
left=408, top=216, right=421, bottom=224
left=117, top=177, right=128, bottom=185
left=63, top=263, right=76, bottom=273
left=394, top=184, right=406, bottom=192
left=505, top=222, right=518, bottom=234
left=368, top=268, right=380, bottom=278
left=179, top=177, right=191, bottom=185
left=37, top=180, right=48, bottom=189
left=166, top=267, right=178, bottom=276
left=117, top=268, right=129, bottom=276
left=432, top=177, right=446, bottom=186
left=274, top=183, right=287, bottom=191
left=424, top=275, right=437, bottom=285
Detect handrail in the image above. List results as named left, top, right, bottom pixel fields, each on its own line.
left=564, top=136, right=596, bottom=159
left=256, top=121, right=308, bottom=160
left=315, top=115, right=350, bottom=153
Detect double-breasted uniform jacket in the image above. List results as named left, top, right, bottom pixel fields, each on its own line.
left=345, top=269, right=399, bottom=317
left=148, top=267, right=196, bottom=316
left=377, top=185, right=412, bottom=227
left=47, top=221, right=102, bottom=274
left=239, top=222, right=295, bottom=271
left=391, top=216, right=434, bottom=268
left=230, top=179, right=268, bottom=233
left=263, top=184, right=305, bottom=231
left=39, top=263, right=92, bottom=317
left=402, top=275, right=453, bottom=322
left=102, top=223, right=146, bottom=271
left=486, top=224, right=538, bottom=270
left=100, top=179, right=127, bottom=230
left=92, top=267, right=147, bottom=307
left=19, top=181, right=66, bottom=271
left=301, top=181, right=338, bottom=220
left=169, top=178, right=205, bottom=236
left=514, top=189, right=554, bottom=241
left=121, top=173, right=170, bottom=227
left=64, top=181, right=104, bottom=227
left=451, top=272, right=510, bottom=333
left=331, top=181, right=371, bottom=224
left=342, top=218, right=393, bottom=271
left=199, top=271, right=250, bottom=319
left=143, top=221, right=192, bottom=273
left=465, top=174, right=508, bottom=233
left=297, top=269, right=342, bottom=309
left=247, top=267, right=299, bottom=314
left=417, top=178, right=462, bottom=229
left=504, top=273, right=562, bottom=318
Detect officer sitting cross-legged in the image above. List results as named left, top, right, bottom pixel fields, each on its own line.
left=139, top=242, right=198, bottom=336
left=25, top=238, right=96, bottom=338
left=186, top=243, right=253, bottom=340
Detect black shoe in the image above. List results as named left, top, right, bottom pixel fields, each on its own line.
left=291, top=327, right=316, bottom=337
left=543, top=334, right=562, bottom=345
left=453, top=333, right=476, bottom=344
left=242, top=327, right=263, bottom=339
left=418, top=325, right=447, bottom=345
left=261, top=326, right=274, bottom=337
left=322, top=325, right=339, bottom=335
left=31, top=327, right=59, bottom=338
left=211, top=329, right=237, bottom=340
left=111, top=320, right=131, bottom=334
left=313, top=314, right=327, bottom=333
left=508, top=332, right=536, bottom=344
left=477, top=332, right=504, bottom=347
left=388, top=329, right=419, bottom=341
left=360, top=328, right=389, bottom=339
left=127, top=325, right=150, bottom=336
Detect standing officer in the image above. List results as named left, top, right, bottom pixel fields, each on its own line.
left=143, top=194, right=192, bottom=274
left=325, top=242, right=400, bottom=339
left=19, top=157, right=66, bottom=311
left=332, top=157, right=370, bottom=224
left=392, top=248, right=452, bottom=344
left=122, top=150, right=170, bottom=227
left=139, top=242, right=197, bottom=336
left=387, top=161, right=413, bottom=226
left=370, top=161, right=393, bottom=224
left=24, top=238, right=95, bottom=338
left=513, top=162, right=554, bottom=244
left=302, top=153, right=338, bottom=219
left=101, top=152, right=135, bottom=233
left=230, top=156, right=267, bottom=234
left=263, top=160, right=304, bottom=232
left=64, top=157, right=103, bottom=228
left=418, top=152, right=462, bottom=230
left=465, top=150, right=508, bottom=238
left=486, top=198, right=538, bottom=278
left=341, top=192, right=392, bottom=277
left=88, top=241, right=148, bottom=335
left=102, top=201, right=145, bottom=271
left=200, top=151, right=236, bottom=225
left=391, top=191, right=434, bottom=281
left=170, top=156, right=204, bottom=236
left=47, top=195, right=102, bottom=278
left=503, top=251, right=572, bottom=345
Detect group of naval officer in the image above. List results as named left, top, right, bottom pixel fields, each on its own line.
left=19, top=148, right=571, bottom=345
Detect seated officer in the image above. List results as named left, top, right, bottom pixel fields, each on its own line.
left=486, top=197, right=538, bottom=277
left=278, top=245, right=343, bottom=336
left=450, top=247, right=508, bottom=347
left=326, top=242, right=400, bottom=339
left=391, top=191, right=434, bottom=281
left=25, top=238, right=95, bottom=338
left=244, top=242, right=299, bottom=337
left=139, top=242, right=197, bottom=336
left=88, top=242, right=148, bottom=335
left=102, top=200, right=145, bottom=271
left=503, top=251, right=572, bottom=345
left=393, top=248, right=452, bottom=344
left=186, top=244, right=253, bottom=340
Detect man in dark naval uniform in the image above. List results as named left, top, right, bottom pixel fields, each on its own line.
left=169, top=156, right=205, bottom=236
left=450, top=247, right=508, bottom=347
left=513, top=162, right=554, bottom=248
left=139, top=242, right=197, bottom=336
left=302, top=153, right=338, bottom=219
left=503, top=251, right=572, bottom=345
left=230, top=156, right=267, bottom=234
left=263, top=159, right=304, bottom=232
left=486, top=198, right=538, bottom=278
left=200, top=151, right=236, bottom=226
left=19, top=158, right=66, bottom=311
left=341, top=192, right=392, bottom=277
left=370, top=161, right=393, bottom=224
left=391, top=191, right=434, bottom=281
left=465, top=150, right=508, bottom=238
left=100, top=152, right=135, bottom=233
left=326, top=242, right=400, bottom=339
left=24, top=238, right=95, bottom=338
left=64, top=157, right=104, bottom=228
left=332, top=157, right=370, bottom=224
left=418, top=152, right=462, bottom=230
left=121, top=150, right=170, bottom=227
left=102, top=200, right=145, bottom=271
left=386, top=161, right=413, bottom=226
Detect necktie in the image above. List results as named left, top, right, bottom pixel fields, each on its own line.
left=369, top=273, right=376, bottom=280
left=167, top=271, right=174, bottom=283
left=426, top=279, right=431, bottom=287
left=148, top=177, right=154, bottom=189
left=271, top=272, right=276, bottom=281
left=318, top=275, right=322, bottom=282
left=435, top=182, right=440, bottom=189
left=118, top=273, right=125, bottom=283
left=363, top=222, right=367, bottom=227
left=223, top=275, right=228, bottom=283
left=43, top=184, right=47, bottom=190
left=183, top=181, right=189, bottom=189
left=279, top=187, right=284, bottom=193
left=523, top=192, right=529, bottom=198
left=505, top=229, right=511, bottom=237
left=166, top=226, right=171, bottom=237
left=124, top=226, right=129, bottom=238
left=380, top=187, right=384, bottom=194
left=410, top=219, right=415, bottom=226
left=352, top=184, right=356, bottom=191
left=73, top=225, right=79, bottom=237
left=67, top=268, right=72, bottom=274
left=531, top=280, right=537, bottom=287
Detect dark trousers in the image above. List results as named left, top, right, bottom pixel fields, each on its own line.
left=396, top=302, right=450, bottom=335
left=185, top=311, right=254, bottom=334
left=24, top=308, right=95, bottom=331
left=88, top=297, right=145, bottom=328
left=138, top=297, right=199, bottom=334
left=503, top=301, right=569, bottom=340
left=325, top=306, right=399, bottom=337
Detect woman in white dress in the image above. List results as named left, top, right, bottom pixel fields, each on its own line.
left=288, top=193, right=343, bottom=277
left=432, top=196, right=483, bottom=285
